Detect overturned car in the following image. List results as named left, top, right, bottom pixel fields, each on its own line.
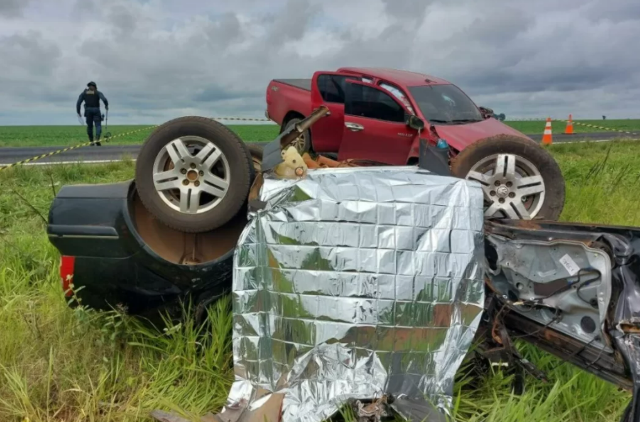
left=47, top=109, right=640, bottom=421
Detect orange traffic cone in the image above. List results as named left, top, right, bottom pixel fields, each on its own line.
left=542, top=117, right=553, bottom=145
left=565, top=114, right=574, bottom=134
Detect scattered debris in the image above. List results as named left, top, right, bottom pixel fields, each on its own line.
left=351, top=396, right=389, bottom=422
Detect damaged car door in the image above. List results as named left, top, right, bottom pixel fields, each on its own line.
left=480, top=219, right=640, bottom=421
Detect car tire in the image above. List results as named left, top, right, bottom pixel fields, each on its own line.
left=450, top=134, right=565, bottom=221
left=282, top=117, right=311, bottom=155
left=135, top=116, right=254, bottom=233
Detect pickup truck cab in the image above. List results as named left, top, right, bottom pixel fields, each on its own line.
left=266, top=68, right=524, bottom=162
left=266, top=68, right=565, bottom=221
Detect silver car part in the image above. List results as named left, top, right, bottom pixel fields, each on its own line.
left=486, top=235, right=613, bottom=351
left=151, top=136, right=230, bottom=214
left=467, top=153, right=545, bottom=219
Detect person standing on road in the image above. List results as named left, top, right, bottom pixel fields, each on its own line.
left=76, top=81, right=109, bottom=146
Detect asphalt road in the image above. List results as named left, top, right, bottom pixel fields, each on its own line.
left=0, top=132, right=636, bottom=165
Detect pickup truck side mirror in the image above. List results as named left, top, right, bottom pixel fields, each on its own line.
left=479, top=106, right=494, bottom=119
left=405, top=114, right=425, bottom=131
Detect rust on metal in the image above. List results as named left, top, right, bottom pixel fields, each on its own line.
left=619, top=324, right=640, bottom=334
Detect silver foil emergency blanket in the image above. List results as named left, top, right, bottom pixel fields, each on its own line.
left=227, top=167, right=485, bottom=422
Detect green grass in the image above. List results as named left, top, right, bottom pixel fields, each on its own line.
left=0, top=124, right=280, bottom=148
left=505, top=119, right=640, bottom=135
left=2, top=140, right=640, bottom=421
left=0, top=119, right=638, bottom=148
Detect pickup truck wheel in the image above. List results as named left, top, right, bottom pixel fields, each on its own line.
left=282, top=118, right=311, bottom=155
left=136, top=116, right=254, bottom=233
left=451, top=135, right=565, bottom=221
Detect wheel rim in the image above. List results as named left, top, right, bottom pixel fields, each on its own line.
left=286, top=121, right=306, bottom=154
left=291, top=134, right=305, bottom=154
left=466, top=154, right=546, bottom=220
left=152, top=136, right=230, bottom=214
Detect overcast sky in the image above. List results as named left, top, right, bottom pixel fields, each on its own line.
left=0, top=0, right=639, bottom=125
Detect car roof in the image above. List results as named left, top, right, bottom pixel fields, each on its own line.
left=336, top=67, right=451, bottom=87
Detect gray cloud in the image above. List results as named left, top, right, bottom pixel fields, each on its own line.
left=0, top=0, right=29, bottom=17
left=0, top=0, right=639, bottom=125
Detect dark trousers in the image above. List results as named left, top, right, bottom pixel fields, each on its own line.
left=85, top=107, right=102, bottom=144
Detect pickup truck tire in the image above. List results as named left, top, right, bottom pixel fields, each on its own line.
left=282, top=118, right=311, bottom=154
left=450, top=134, right=565, bottom=221
left=135, top=116, right=254, bottom=233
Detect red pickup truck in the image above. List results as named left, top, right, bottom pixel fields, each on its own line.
left=265, top=67, right=565, bottom=221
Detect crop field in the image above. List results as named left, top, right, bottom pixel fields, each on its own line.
left=2, top=140, right=640, bottom=421
left=0, top=119, right=639, bottom=148
left=0, top=124, right=280, bottom=148
left=506, top=119, right=640, bottom=135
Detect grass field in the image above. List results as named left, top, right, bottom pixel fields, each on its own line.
left=0, top=125, right=280, bottom=148
left=0, top=119, right=638, bottom=148
left=2, top=140, right=640, bottom=421
left=506, top=119, right=640, bottom=135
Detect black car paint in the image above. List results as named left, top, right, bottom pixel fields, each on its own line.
left=47, top=180, right=234, bottom=316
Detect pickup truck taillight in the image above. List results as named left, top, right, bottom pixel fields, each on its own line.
left=60, top=256, right=75, bottom=297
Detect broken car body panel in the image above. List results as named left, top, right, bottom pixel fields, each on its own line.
left=47, top=181, right=244, bottom=320
left=482, top=220, right=640, bottom=420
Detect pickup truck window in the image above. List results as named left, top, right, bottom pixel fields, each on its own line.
left=408, top=85, right=484, bottom=124
left=345, top=83, right=405, bottom=123
left=317, top=75, right=356, bottom=104
left=379, top=83, right=415, bottom=115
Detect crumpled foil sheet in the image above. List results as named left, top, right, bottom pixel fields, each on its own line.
left=227, top=167, right=485, bottom=422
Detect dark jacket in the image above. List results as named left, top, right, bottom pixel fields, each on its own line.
left=77, top=89, right=109, bottom=114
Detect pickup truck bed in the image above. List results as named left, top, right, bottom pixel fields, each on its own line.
left=272, top=79, right=311, bottom=91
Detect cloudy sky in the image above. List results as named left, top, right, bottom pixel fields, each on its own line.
left=0, top=0, right=639, bottom=125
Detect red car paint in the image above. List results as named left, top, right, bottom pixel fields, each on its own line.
left=60, top=256, right=75, bottom=297
left=266, top=67, right=531, bottom=165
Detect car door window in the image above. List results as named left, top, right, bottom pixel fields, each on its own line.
left=345, top=83, right=406, bottom=122
left=317, top=75, right=359, bottom=104
left=379, top=83, right=416, bottom=115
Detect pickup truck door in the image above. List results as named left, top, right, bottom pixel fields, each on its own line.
left=310, top=71, right=360, bottom=153
left=339, top=80, right=417, bottom=165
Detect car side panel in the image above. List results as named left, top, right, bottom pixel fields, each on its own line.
left=47, top=181, right=234, bottom=315
left=266, top=80, right=312, bottom=126
left=339, top=80, right=417, bottom=165
left=339, top=115, right=415, bottom=165
left=309, top=71, right=360, bottom=153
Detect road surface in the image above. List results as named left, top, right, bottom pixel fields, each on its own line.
left=0, top=132, right=636, bottom=166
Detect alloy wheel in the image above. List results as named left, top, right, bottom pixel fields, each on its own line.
left=466, top=154, right=546, bottom=219
left=152, top=136, right=230, bottom=214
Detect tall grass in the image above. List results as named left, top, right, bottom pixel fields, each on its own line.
left=0, top=233, right=233, bottom=422
left=550, top=140, right=640, bottom=225
left=2, top=141, right=640, bottom=421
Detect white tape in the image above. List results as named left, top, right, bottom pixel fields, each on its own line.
left=16, top=159, right=134, bottom=166
left=559, top=254, right=580, bottom=276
